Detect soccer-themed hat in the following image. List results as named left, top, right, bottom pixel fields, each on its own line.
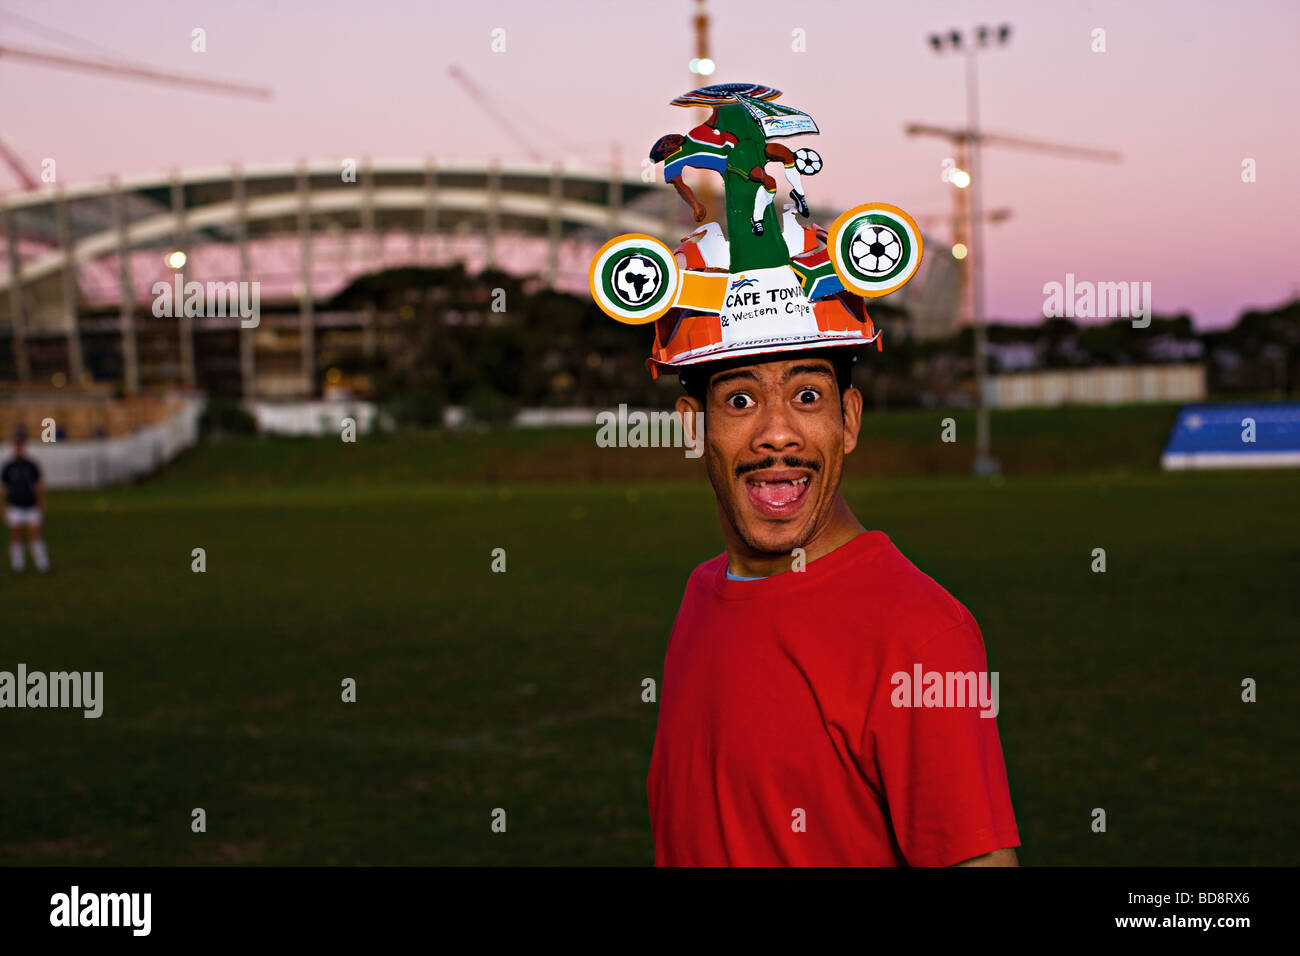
left=589, top=83, right=924, bottom=381
left=590, top=201, right=922, bottom=379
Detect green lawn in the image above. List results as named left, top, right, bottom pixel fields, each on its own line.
left=1, top=429, right=1296, bottom=864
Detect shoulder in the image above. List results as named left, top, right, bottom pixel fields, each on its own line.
left=687, top=123, right=735, bottom=146
left=866, top=534, right=979, bottom=648
left=665, top=553, right=727, bottom=636
left=669, top=552, right=727, bottom=608
left=685, top=552, right=727, bottom=591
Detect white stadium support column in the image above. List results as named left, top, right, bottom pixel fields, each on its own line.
left=54, top=189, right=86, bottom=385
left=548, top=163, right=562, bottom=287
left=486, top=161, right=499, bottom=270
left=361, top=158, right=377, bottom=270
left=423, top=157, right=438, bottom=265
left=359, top=161, right=378, bottom=358
left=361, top=157, right=377, bottom=267
left=1, top=201, right=30, bottom=384
left=110, top=178, right=139, bottom=395
left=296, top=163, right=316, bottom=395
left=234, top=165, right=255, bottom=398
left=170, top=174, right=196, bottom=387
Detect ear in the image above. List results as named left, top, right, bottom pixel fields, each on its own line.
left=675, top=394, right=704, bottom=447
left=841, top=386, right=863, bottom=456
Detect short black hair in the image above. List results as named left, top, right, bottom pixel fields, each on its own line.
left=649, top=134, right=684, bottom=163
left=679, top=347, right=859, bottom=405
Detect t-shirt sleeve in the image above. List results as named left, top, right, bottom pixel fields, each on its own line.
left=864, top=613, right=1020, bottom=866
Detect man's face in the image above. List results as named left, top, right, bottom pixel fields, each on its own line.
left=675, top=356, right=862, bottom=556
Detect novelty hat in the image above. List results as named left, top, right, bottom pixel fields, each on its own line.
left=588, top=84, right=923, bottom=379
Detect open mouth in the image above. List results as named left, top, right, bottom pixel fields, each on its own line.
left=743, top=469, right=812, bottom=518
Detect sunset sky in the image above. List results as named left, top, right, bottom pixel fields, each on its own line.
left=3, top=0, right=1297, bottom=327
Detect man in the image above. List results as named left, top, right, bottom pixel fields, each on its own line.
left=650, top=112, right=810, bottom=232
left=646, top=347, right=1019, bottom=865
left=2, top=426, right=51, bottom=574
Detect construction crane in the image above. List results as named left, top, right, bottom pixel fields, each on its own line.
left=447, top=65, right=544, bottom=163
left=912, top=207, right=1012, bottom=231
left=905, top=122, right=1120, bottom=329
left=0, top=44, right=271, bottom=99
left=904, top=123, right=1122, bottom=164
left=0, top=136, right=38, bottom=191
left=907, top=117, right=1121, bottom=473
left=0, top=42, right=272, bottom=189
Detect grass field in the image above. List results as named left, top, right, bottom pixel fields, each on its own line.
left=1, top=412, right=1297, bottom=865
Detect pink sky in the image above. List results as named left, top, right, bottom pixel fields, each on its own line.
left=3, top=0, right=1297, bottom=327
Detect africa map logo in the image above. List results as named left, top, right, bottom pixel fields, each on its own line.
left=612, top=254, right=663, bottom=307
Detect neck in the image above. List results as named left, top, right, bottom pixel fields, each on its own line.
left=724, top=493, right=865, bottom=578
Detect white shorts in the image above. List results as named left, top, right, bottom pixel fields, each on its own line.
left=5, top=506, right=41, bottom=528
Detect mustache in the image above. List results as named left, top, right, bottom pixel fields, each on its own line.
left=734, top=456, right=822, bottom=479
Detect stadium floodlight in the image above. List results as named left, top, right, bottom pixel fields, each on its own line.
left=696, top=57, right=715, bottom=76
left=952, top=242, right=968, bottom=260
left=950, top=168, right=971, bottom=188
left=925, top=23, right=1014, bottom=478
left=166, top=250, right=187, bottom=269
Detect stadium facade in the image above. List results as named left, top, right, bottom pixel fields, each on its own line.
left=1, top=160, right=942, bottom=398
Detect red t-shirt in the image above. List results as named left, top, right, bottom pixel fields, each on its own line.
left=647, top=530, right=1020, bottom=866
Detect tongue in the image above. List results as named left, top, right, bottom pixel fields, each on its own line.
left=753, top=480, right=801, bottom=507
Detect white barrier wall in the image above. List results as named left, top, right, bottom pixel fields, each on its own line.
left=12, top=398, right=203, bottom=490
left=982, top=364, right=1206, bottom=408
left=246, top=400, right=382, bottom=436
left=248, top=402, right=603, bottom=433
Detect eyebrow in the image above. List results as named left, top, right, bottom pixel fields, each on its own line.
left=709, top=363, right=835, bottom=392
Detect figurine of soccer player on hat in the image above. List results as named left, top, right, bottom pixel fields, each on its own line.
left=649, top=107, right=814, bottom=230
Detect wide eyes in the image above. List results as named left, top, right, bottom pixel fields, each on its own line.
left=722, top=387, right=821, bottom=410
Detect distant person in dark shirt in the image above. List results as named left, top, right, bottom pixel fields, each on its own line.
left=2, top=426, right=50, bottom=573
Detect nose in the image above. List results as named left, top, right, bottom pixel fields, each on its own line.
left=750, top=397, right=802, bottom=456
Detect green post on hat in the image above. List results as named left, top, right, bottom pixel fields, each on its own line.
left=715, top=103, right=790, bottom=273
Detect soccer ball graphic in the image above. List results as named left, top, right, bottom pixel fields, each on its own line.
left=849, top=224, right=902, bottom=276
left=612, top=254, right=662, bottom=306
left=793, top=147, right=823, bottom=176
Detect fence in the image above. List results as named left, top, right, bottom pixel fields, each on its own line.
left=12, top=398, right=202, bottom=489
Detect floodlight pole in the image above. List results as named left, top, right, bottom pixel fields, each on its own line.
left=930, top=26, right=1008, bottom=475
left=964, top=44, right=998, bottom=476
